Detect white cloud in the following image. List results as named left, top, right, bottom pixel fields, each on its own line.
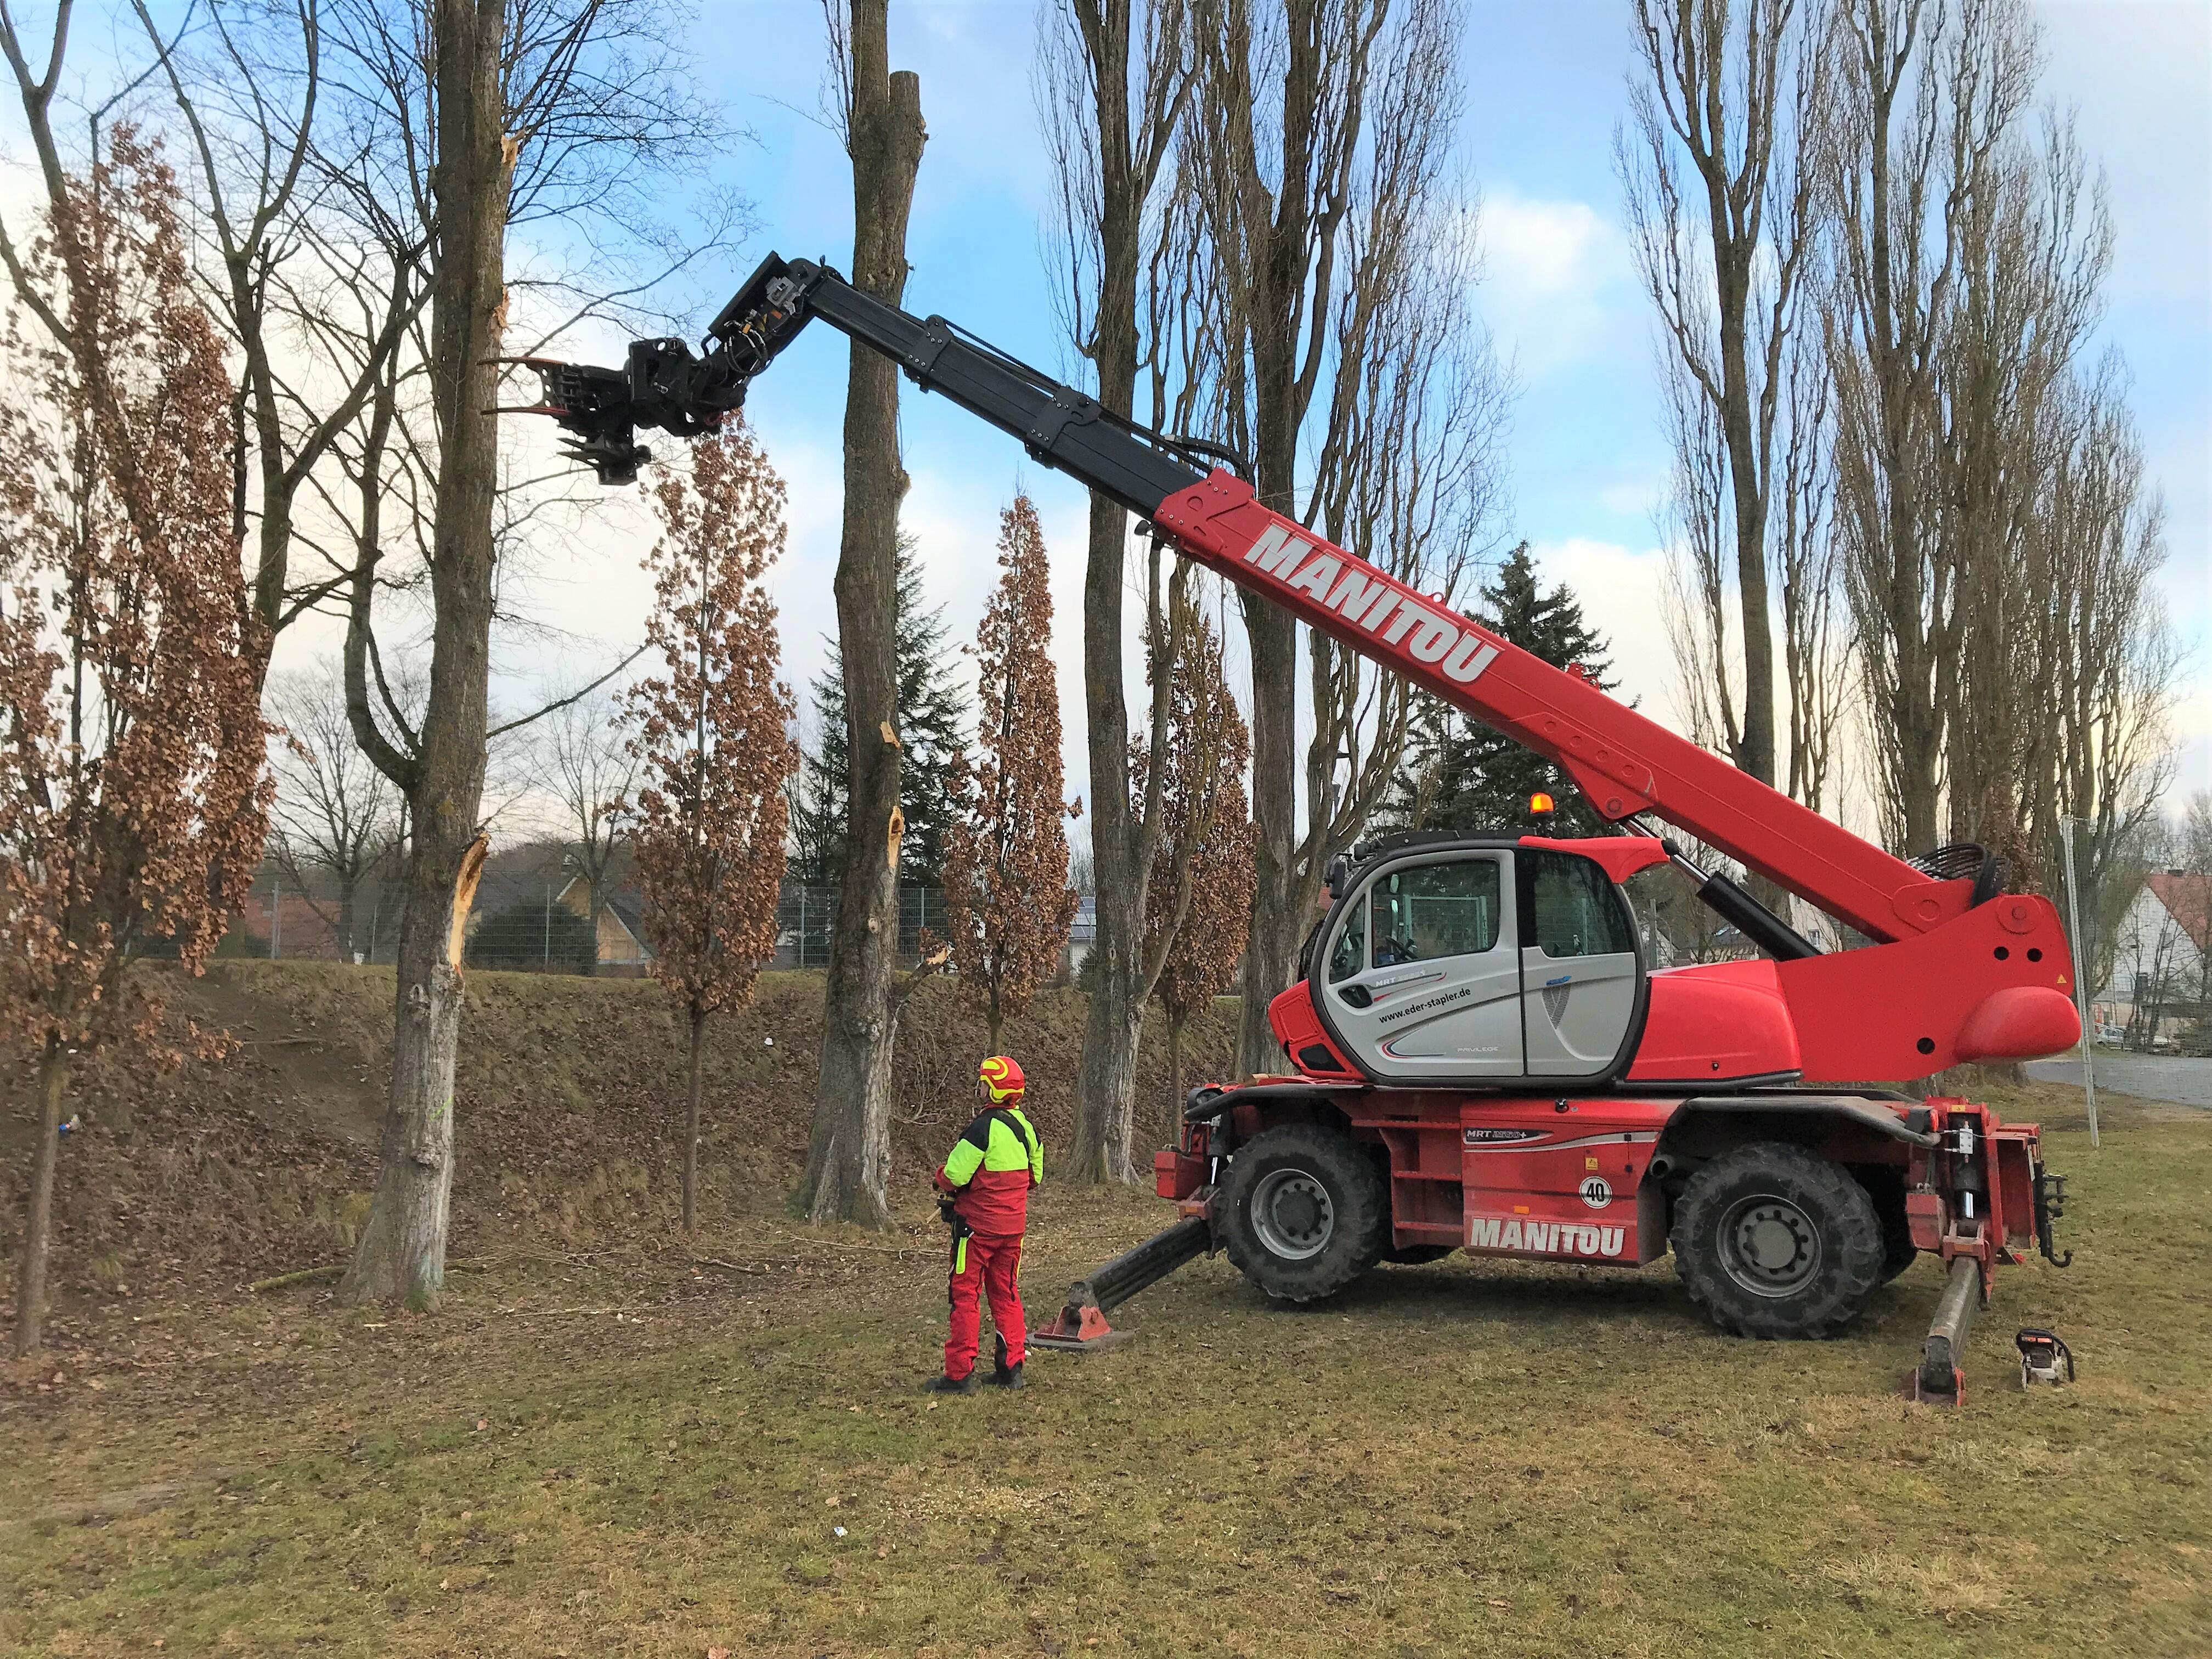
left=1475, top=190, right=1639, bottom=382
left=1525, top=536, right=1683, bottom=735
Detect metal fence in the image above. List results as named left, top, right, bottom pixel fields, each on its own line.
left=775, top=884, right=946, bottom=969
left=224, top=873, right=1075, bottom=979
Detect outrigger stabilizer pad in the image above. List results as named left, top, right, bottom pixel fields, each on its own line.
left=2016, top=1327, right=2076, bottom=1386
left=1029, top=1215, right=1212, bottom=1352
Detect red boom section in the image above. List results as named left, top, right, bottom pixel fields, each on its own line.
left=1151, top=471, right=1974, bottom=944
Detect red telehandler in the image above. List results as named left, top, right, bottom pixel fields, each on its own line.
left=518, top=253, right=2078, bottom=1400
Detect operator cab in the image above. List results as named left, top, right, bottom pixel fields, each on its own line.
left=1308, top=837, right=1645, bottom=1086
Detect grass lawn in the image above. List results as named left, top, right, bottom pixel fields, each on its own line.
left=4, top=1089, right=2208, bottom=1657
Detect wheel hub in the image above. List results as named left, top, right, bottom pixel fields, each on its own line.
left=1718, top=1194, right=1821, bottom=1297
left=1250, top=1169, right=1335, bottom=1261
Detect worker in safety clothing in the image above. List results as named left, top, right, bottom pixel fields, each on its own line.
left=926, top=1055, right=1043, bottom=1394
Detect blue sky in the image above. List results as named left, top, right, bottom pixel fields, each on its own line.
left=539, top=0, right=2206, bottom=833
left=30, top=0, right=2165, bottom=828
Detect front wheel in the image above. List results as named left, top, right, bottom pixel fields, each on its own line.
left=1218, top=1124, right=1389, bottom=1303
left=1671, top=1142, right=1883, bottom=1339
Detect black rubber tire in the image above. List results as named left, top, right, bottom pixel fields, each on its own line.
left=1219, top=1124, right=1389, bottom=1303
left=1671, top=1141, right=1884, bottom=1339
left=1858, top=1169, right=1919, bottom=1285
left=1384, top=1244, right=1457, bottom=1266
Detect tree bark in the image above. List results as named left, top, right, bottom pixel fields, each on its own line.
left=1222, top=2, right=1347, bottom=1080
left=796, top=0, right=923, bottom=1228
left=1234, top=358, right=1305, bottom=1078
left=340, top=0, right=507, bottom=1307
left=1073, top=480, right=1146, bottom=1180
left=1165, top=1008, right=1186, bottom=1149
left=337, top=876, right=359, bottom=962
left=12, top=1038, right=68, bottom=1358
left=682, top=1006, right=706, bottom=1232
left=1062, top=0, right=1154, bottom=1185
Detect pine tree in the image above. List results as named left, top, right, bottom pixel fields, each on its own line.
left=789, top=533, right=968, bottom=886
left=1384, top=543, right=1619, bottom=839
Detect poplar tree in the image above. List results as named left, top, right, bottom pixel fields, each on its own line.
left=942, top=495, right=1080, bottom=1049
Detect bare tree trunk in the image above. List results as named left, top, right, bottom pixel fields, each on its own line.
left=337, top=876, right=359, bottom=961
left=12, top=1038, right=68, bottom=1358
left=1237, top=645, right=1300, bottom=1074
left=1049, top=0, right=1191, bottom=1184
left=1165, top=1007, right=1186, bottom=1148
left=1234, top=433, right=1303, bottom=1077
left=682, top=1006, right=706, bottom=1232
left=1074, top=471, right=1147, bottom=1178
left=797, top=0, right=923, bottom=1228
left=1233, top=239, right=1310, bottom=1075
left=1622, top=0, right=1832, bottom=888
left=341, top=0, right=508, bottom=1307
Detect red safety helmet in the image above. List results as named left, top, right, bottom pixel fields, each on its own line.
left=978, top=1054, right=1026, bottom=1104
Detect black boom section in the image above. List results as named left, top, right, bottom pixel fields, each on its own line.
left=532, top=252, right=1210, bottom=514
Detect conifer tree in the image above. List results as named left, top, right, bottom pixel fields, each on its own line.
left=790, top=533, right=968, bottom=885
left=1385, top=543, right=1618, bottom=839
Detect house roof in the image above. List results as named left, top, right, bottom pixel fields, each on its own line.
left=557, top=872, right=647, bottom=947
left=2147, top=871, right=2211, bottom=951
left=603, top=895, right=646, bottom=943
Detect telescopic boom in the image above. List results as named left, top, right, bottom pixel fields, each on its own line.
left=514, top=253, right=1986, bottom=945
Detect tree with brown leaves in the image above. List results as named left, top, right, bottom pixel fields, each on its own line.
left=1143, top=594, right=1255, bottom=1144
left=622, top=421, right=798, bottom=1233
left=943, top=495, right=1080, bottom=1051
left=0, top=134, right=270, bottom=1357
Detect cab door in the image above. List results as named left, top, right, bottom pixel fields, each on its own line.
left=1319, top=853, right=1524, bottom=1082
left=1517, top=849, right=1641, bottom=1077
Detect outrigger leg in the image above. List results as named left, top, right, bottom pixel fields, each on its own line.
left=1030, top=1216, right=1212, bottom=1351
left=1912, top=1255, right=1983, bottom=1406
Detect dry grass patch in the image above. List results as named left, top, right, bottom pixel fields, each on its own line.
left=2, top=980, right=2205, bottom=1656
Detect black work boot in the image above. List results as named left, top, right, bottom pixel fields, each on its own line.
left=924, top=1371, right=979, bottom=1395
left=990, top=1334, right=1025, bottom=1389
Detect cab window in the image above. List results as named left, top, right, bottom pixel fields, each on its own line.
left=1526, top=851, right=1636, bottom=958
left=1367, top=860, right=1501, bottom=967
left=1327, top=893, right=1368, bottom=983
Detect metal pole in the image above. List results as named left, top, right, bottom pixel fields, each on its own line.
left=2058, top=815, right=2100, bottom=1149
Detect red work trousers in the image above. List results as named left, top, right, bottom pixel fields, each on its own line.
left=945, top=1228, right=1024, bottom=1379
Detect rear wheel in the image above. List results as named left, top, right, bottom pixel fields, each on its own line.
left=1219, top=1124, right=1388, bottom=1303
left=1671, top=1142, right=1883, bottom=1339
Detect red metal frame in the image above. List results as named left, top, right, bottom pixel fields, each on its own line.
left=1156, top=472, right=1976, bottom=943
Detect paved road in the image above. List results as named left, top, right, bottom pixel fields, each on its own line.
left=2027, top=1055, right=2212, bottom=1108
